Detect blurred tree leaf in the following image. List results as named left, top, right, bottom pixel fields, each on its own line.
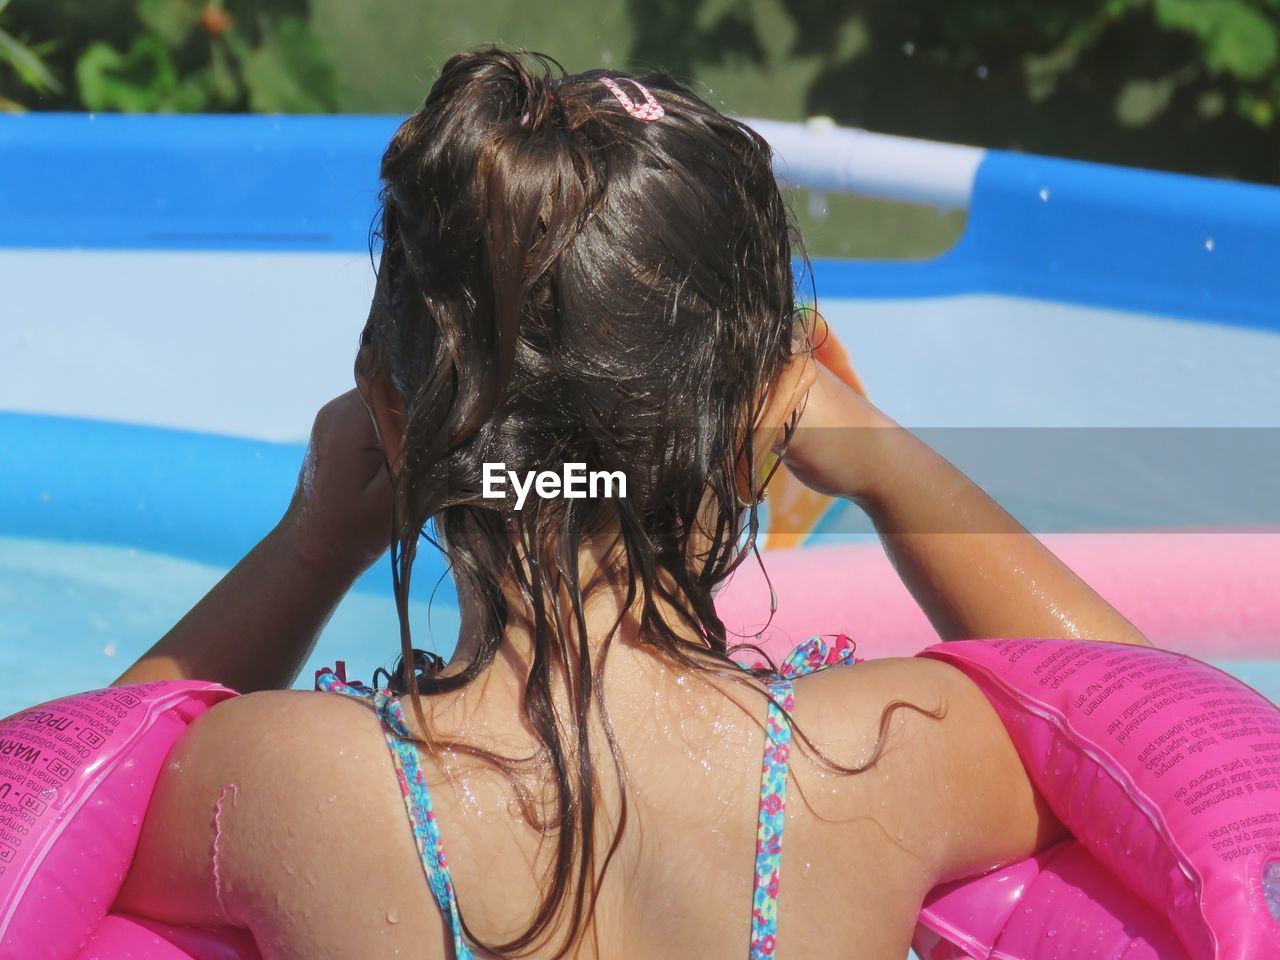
left=209, top=39, right=240, bottom=103
left=1155, top=0, right=1279, bottom=80
left=1024, top=16, right=1111, bottom=103
left=626, top=0, right=768, bottom=79
left=136, top=0, right=199, bottom=49
left=1198, top=88, right=1228, bottom=118
left=77, top=36, right=180, bottom=112
left=238, top=15, right=337, bottom=112
left=0, top=0, right=60, bottom=96
left=0, top=28, right=58, bottom=91
left=170, top=70, right=211, bottom=111
left=1116, top=74, right=1178, bottom=124
left=1237, top=88, right=1276, bottom=122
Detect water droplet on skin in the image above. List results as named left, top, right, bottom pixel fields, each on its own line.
left=1039, top=188, right=1051, bottom=202
left=386, top=906, right=400, bottom=924
left=326, top=795, right=337, bottom=804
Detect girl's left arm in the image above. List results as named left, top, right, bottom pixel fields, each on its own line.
left=113, top=390, right=392, bottom=693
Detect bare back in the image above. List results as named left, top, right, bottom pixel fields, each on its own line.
left=117, top=647, right=1061, bottom=959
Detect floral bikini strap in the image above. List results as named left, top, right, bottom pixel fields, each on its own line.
left=316, top=633, right=858, bottom=960
left=749, top=635, right=859, bottom=959
left=315, top=666, right=474, bottom=960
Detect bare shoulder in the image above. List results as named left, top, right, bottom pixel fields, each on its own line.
left=790, top=656, right=1064, bottom=885
left=792, top=654, right=1013, bottom=741
left=116, top=690, right=446, bottom=959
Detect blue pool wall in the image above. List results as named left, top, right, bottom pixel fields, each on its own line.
left=2, top=114, right=1280, bottom=598
left=3, top=114, right=1280, bottom=332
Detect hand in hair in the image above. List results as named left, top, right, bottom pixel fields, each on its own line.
left=280, top=388, right=393, bottom=575
left=757, top=355, right=892, bottom=503
left=113, top=389, right=393, bottom=691
left=769, top=355, right=1148, bottom=647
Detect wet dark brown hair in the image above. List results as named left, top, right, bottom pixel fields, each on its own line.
left=362, top=46, right=822, bottom=957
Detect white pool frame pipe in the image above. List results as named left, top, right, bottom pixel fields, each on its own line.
left=742, top=117, right=985, bottom=210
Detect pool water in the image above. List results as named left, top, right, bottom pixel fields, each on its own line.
left=0, top=535, right=454, bottom=717
left=1, top=535, right=1277, bottom=718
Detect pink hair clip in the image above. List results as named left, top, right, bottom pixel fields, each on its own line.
left=599, top=76, right=664, bottom=121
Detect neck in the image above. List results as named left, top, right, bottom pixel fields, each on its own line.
left=444, top=550, right=711, bottom=684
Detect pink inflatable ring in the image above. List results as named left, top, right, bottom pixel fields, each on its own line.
left=0, top=682, right=246, bottom=960
left=2, top=641, right=1278, bottom=959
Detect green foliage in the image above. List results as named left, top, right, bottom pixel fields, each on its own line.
left=780, top=0, right=1280, bottom=130
left=1150, top=0, right=1280, bottom=124
left=0, top=0, right=60, bottom=111
left=4, top=0, right=1280, bottom=196
left=620, top=0, right=1280, bottom=182
left=236, top=16, right=338, bottom=113
left=1155, top=0, right=1278, bottom=81
left=137, top=0, right=201, bottom=48
left=79, top=1, right=339, bottom=113
left=78, top=36, right=186, bottom=112
left=1, top=0, right=338, bottom=113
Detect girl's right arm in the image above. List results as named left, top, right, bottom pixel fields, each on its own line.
left=778, top=360, right=1149, bottom=647
left=771, top=360, right=1144, bottom=896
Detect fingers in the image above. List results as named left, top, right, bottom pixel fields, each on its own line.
left=754, top=353, right=822, bottom=454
